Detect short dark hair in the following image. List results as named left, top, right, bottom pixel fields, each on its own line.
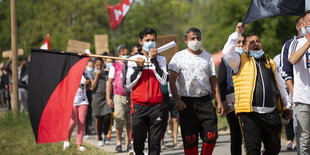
left=102, top=52, right=108, bottom=56
left=132, top=44, right=142, bottom=54
left=139, top=28, right=157, bottom=40
left=184, top=28, right=201, bottom=39
left=95, top=57, right=103, bottom=63
left=304, top=10, right=310, bottom=17
left=117, top=44, right=129, bottom=54
left=296, top=16, right=303, bottom=24
left=303, top=10, right=310, bottom=22
left=243, top=33, right=259, bottom=45
left=132, top=44, right=142, bottom=50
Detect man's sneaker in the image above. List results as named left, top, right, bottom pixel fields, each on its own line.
left=115, top=145, right=122, bottom=152
left=128, top=149, right=134, bottom=155
left=107, top=133, right=111, bottom=140
left=98, top=141, right=104, bottom=147
left=63, top=141, right=70, bottom=150
left=127, top=146, right=132, bottom=152
left=286, top=141, right=293, bottom=150
left=104, top=137, right=110, bottom=144
left=77, top=146, right=87, bottom=151
left=172, top=142, right=183, bottom=148
left=161, top=139, right=167, bottom=150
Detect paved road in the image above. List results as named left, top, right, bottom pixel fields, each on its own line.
left=83, top=130, right=297, bottom=155
left=0, top=107, right=297, bottom=155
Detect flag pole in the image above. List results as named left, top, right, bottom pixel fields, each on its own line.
left=88, top=53, right=151, bottom=63
left=111, top=30, right=117, bottom=57
left=11, top=0, right=19, bottom=115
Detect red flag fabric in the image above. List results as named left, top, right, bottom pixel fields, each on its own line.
left=107, top=0, right=133, bottom=30
left=40, top=35, right=50, bottom=50
left=28, top=48, right=89, bottom=143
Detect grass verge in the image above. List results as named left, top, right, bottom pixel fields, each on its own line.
left=0, top=111, right=113, bottom=155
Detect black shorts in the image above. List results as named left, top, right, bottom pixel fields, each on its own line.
left=162, top=93, right=178, bottom=118
left=168, top=96, right=179, bottom=118
left=0, top=88, right=8, bottom=99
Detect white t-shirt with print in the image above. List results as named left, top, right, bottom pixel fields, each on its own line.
left=168, top=49, right=216, bottom=97
left=288, top=37, right=310, bottom=104
left=73, top=70, right=91, bottom=106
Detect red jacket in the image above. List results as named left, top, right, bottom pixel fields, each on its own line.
left=124, top=53, right=168, bottom=105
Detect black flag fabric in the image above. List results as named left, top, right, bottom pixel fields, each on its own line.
left=243, top=0, right=305, bottom=26
left=28, top=49, right=89, bottom=144
left=278, top=0, right=305, bottom=15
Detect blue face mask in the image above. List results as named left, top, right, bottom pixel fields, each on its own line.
left=121, top=55, right=129, bottom=59
left=106, top=63, right=113, bottom=69
left=249, top=49, right=264, bottom=59
left=143, top=41, right=156, bottom=52
left=121, top=55, right=129, bottom=62
left=307, top=25, right=310, bottom=34
left=235, top=47, right=245, bottom=54
left=301, top=27, right=306, bottom=37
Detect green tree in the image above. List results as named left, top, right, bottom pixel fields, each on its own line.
left=0, top=0, right=302, bottom=60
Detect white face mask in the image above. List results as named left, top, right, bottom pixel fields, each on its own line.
left=187, top=41, right=201, bottom=51
left=86, top=67, right=94, bottom=72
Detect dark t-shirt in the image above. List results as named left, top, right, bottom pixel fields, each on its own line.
left=91, top=70, right=112, bottom=116
left=0, top=74, right=9, bottom=89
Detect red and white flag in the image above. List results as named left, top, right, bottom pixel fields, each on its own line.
left=107, top=0, right=133, bottom=30
left=40, top=35, right=50, bottom=50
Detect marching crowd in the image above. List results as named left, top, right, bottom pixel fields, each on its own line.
left=2, top=12, right=310, bottom=155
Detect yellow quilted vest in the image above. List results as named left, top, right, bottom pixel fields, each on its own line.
left=232, top=54, right=282, bottom=114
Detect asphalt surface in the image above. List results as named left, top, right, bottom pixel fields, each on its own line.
left=82, top=129, right=298, bottom=155
left=0, top=107, right=296, bottom=155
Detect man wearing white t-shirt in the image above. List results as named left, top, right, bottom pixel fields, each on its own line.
left=288, top=11, right=310, bottom=155
left=169, top=27, right=224, bottom=155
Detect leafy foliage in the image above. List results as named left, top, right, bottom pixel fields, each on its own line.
left=0, top=0, right=300, bottom=60
left=0, top=111, right=112, bottom=154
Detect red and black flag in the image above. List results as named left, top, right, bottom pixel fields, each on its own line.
left=28, top=48, right=89, bottom=144
left=242, top=0, right=305, bottom=26
left=107, top=0, right=133, bottom=30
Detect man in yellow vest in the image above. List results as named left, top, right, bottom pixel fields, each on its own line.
left=222, top=23, right=292, bottom=155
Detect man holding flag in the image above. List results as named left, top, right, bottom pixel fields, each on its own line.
left=125, top=28, right=168, bottom=155
left=222, top=23, right=291, bottom=155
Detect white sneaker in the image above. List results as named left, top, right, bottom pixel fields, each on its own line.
left=63, top=141, right=70, bottom=150
left=98, top=141, right=104, bottom=147
left=161, top=139, right=167, bottom=150
left=77, top=146, right=86, bottom=151
left=286, top=141, right=293, bottom=150
left=128, top=150, right=135, bottom=155
left=83, top=135, right=90, bottom=139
